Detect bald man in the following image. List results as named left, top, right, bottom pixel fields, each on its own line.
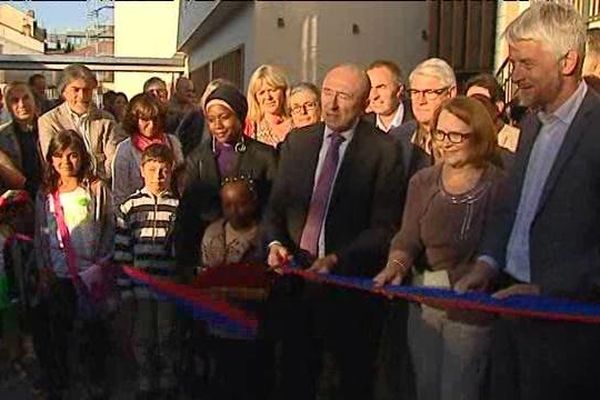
left=262, top=64, right=405, bottom=400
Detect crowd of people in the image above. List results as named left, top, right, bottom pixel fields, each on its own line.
left=0, top=2, right=599, bottom=400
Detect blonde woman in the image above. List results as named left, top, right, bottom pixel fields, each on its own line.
left=245, top=64, right=293, bottom=147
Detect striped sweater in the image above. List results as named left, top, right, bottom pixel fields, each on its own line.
left=114, top=188, right=178, bottom=287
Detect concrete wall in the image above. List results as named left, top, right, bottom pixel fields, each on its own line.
left=253, top=1, right=429, bottom=86
left=186, top=4, right=256, bottom=90
left=114, top=0, right=180, bottom=99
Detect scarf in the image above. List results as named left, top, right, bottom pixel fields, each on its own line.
left=131, top=132, right=169, bottom=153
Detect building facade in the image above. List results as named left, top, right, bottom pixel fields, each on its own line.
left=178, top=1, right=433, bottom=95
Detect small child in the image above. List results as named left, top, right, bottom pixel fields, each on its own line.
left=199, top=176, right=264, bottom=400
left=114, top=143, right=179, bottom=399
left=201, top=175, right=260, bottom=268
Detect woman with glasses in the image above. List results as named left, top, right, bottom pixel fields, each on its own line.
left=374, top=96, right=504, bottom=400
left=245, top=65, right=293, bottom=148
left=288, top=82, right=321, bottom=128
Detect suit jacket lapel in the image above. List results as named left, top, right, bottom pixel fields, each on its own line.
left=536, top=92, right=594, bottom=216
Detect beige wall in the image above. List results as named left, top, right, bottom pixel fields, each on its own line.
left=183, top=1, right=428, bottom=92
left=114, top=0, right=181, bottom=99
left=253, top=1, right=428, bottom=87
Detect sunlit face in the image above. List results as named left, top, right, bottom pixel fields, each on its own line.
left=255, top=80, right=285, bottom=116
left=434, top=109, right=473, bottom=167
left=140, top=160, right=172, bottom=195
left=409, top=74, right=453, bottom=127
left=367, top=66, right=402, bottom=116
left=221, top=182, right=257, bottom=230
left=321, top=67, right=367, bottom=132
left=289, top=90, right=320, bottom=128
left=146, top=83, right=169, bottom=105
left=51, top=146, right=82, bottom=179
left=7, top=87, right=36, bottom=122
left=509, top=40, right=562, bottom=109
left=63, top=78, right=96, bottom=115
left=206, top=103, right=241, bottom=144
left=137, top=118, right=161, bottom=138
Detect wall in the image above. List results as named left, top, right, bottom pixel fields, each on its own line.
left=186, top=4, right=256, bottom=91
left=178, top=0, right=221, bottom=47
left=253, top=1, right=429, bottom=86
left=114, top=0, right=180, bottom=99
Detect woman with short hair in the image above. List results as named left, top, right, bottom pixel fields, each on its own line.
left=374, top=96, right=504, bottom=400
left=288, top=82, right=321, bottom=128
left=112, top=93, right=183, bottom=206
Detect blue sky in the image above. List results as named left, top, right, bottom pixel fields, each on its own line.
left=1, top=1, right=114, bottom=32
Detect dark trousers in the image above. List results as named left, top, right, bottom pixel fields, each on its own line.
left=31, top=279, right=109, bottom=395
left=490, top=316, right=600, bottom=400
left=272, top=279, right=384, bottom=400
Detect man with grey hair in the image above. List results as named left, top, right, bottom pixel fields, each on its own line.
left=390, top=57, right=456, bottom=183
left=38, top=63, right=123, bottom=180
left=455, top=2, right=600, bottom=398
left=264, top=63, right=404, bottom=400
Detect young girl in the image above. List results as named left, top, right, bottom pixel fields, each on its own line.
left=34, top=129, right=115, bottom=400
left=112, top=93, right=184, bottom=207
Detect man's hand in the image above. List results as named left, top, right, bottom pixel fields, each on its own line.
left=267, top=243, right=292, bottom=273
left=454, top=260, right=498, bottom=294
left=493, top=284, right=540, bottom=299
left=307, top=254, right=338, bottom=274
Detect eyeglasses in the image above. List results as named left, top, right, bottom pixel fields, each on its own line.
left=290, top=101, right=318, bottom=115
left=432, top=129, right=471, bottom=144
left=407, top=87, right=450, bottom=101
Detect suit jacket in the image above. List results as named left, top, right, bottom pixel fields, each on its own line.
left=263, top=120, right=405, bottom=277
left=175, top=137, right=278, bottom=272
left=38, top=102, right=126, bottom=179
left=389, top=120, right=433, bottom=186
left=480, top=89, right=600, bottom=298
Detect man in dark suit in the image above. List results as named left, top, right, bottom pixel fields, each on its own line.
left=456, top=3, right=600, bottom=399
left=364, top=60, right=412, bottom=132
left=263, top=64, right=405, bottom=400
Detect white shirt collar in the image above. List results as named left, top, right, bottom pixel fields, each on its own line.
left=376, top=103, right=404, bottom=132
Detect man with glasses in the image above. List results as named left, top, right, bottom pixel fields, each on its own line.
left=390, top=58, right=456, bottom=182
left=377, top=57, right=456, bottom=400
left=365, top=60, right=412, bottom=133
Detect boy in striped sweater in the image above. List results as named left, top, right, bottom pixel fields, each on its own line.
left=114, top=143, right=179, bottom=399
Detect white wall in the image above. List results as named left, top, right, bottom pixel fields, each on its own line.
left=114, top=0, right=181, bottom=99
left=186, top=4, right=256, bottom=90
left=253, top=1, right=429, bottom=86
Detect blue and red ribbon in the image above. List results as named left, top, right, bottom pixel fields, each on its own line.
left=122, top=263, right=600, bottom=337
